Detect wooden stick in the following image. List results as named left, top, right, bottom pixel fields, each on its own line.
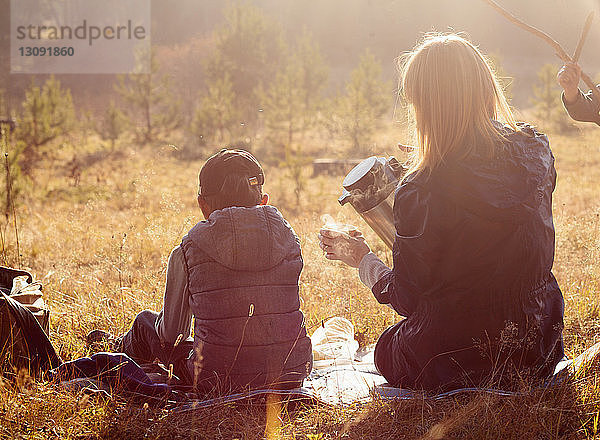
left=481, top=0, right=571, bottom=61
left=481, top=0, right=600, bottom=103
left=573, top=11, right=594, bottom=62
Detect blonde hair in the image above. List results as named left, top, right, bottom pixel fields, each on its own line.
left=398, top=33, right=517, bottom=179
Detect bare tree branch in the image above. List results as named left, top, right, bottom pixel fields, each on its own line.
left=481, top=0, right=600, bottom=103
left=573, top=11, right=594, bottom=62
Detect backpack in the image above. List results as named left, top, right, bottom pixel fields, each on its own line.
left=0, top=266, right=61, bottom=378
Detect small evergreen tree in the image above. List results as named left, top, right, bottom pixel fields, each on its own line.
left=259, top=62, right=308, bottom=206
left=532, top=64, right=560, bottom=123
left=16, top=76, right=75, bottom=172
left=261, top=61, right=304, bottom=150
left=260, top=31, right=327, bottom=143
left=205, top=3, right=286, bottom=130
left=78, top=110, right=95, bottom=145
left=190, top=74, right=239, bottom=146
left=294, top=31, right=328, bottom=131
left=96, top=101, right=127, bottom=150
left=116, top=52, right=181, bottom=144
left=531, top=64, right=575, bottom=133
left=259, top=31, right=327, bottom=205
left=333, top=50, right=390, bottom=153
left=1, top=141, right=26, bottom=219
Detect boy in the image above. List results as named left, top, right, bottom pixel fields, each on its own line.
left=89, top=149, right=312, bottom=392
left=557, top=62, right=600, bottom=125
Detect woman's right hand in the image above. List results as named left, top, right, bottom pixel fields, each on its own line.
left=557, top=62, right=581, bottom=104
left=318, top=229, right=371, bottom=268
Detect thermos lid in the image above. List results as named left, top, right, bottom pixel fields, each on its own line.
left=339, top=156, right=405, bottom=211
left=341, top=156, right=380, bottom=192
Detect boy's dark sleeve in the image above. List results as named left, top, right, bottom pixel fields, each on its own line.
left=562, top=87, right=600, bottom=125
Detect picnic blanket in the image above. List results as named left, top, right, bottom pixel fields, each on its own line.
left=50, top=317, right=600, bottom=410
left=171, top=344, right=587, bottom=412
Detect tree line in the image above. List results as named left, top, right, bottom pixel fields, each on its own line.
left=0, top=3, right=576, bottom=212
left=0, top=3, right=395, bottom=209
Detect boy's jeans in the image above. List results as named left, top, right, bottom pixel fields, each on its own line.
left=119, top=310, right=193, bottom=383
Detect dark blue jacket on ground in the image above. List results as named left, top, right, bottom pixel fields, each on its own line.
left=372, top=124, right=565, bottom=391
left=48, top=352, right=171, bottom=397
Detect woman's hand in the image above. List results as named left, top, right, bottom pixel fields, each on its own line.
left=557, top=62, right=581, bottom=104
left=318, top=229, right=371, bottom=268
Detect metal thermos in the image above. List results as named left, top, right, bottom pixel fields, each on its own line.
left=338, top=156, right=406, bottom=249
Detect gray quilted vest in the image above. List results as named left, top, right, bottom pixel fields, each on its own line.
left=180, top=205, right=312, bottom=391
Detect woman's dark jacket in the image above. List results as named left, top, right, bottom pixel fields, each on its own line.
left=561, top=88, right=600, bottom=125
left=372, top=124, right=565, bottom=391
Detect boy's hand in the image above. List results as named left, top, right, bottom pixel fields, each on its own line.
left=557, top=62, right=582, bottom=104
left=318, top=229, right=370, bottom=268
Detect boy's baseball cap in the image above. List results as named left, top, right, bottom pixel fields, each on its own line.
left=198, top=149, right=264, bottom=196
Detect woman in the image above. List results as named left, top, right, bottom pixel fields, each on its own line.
left=319, top=34, right=564, bottom=391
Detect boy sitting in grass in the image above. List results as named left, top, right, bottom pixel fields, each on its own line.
left=88, top=149, right=312, bottom=392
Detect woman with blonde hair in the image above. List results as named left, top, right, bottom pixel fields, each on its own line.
left=320, top=34, right=564, bottom=391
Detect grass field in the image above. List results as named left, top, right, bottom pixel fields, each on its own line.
left=0, top=121, right=599, bottom=439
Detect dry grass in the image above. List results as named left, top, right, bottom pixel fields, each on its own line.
left=0, top=122, right=599, bottom=439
